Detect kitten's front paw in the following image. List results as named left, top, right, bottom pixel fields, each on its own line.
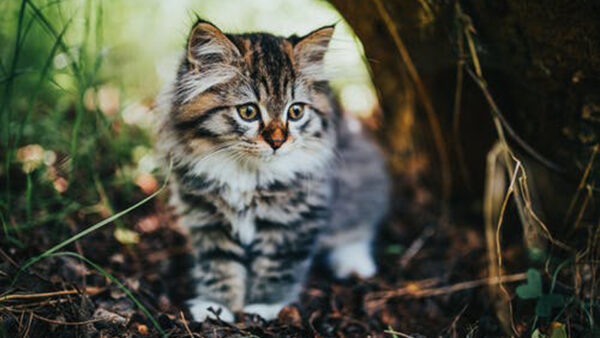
left=243, top=303, right=285, bottom=321
left=188, top=299, right=235, bottom=322
left=329, top=240, right=377, bottom=279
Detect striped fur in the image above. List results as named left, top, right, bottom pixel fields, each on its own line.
left=155, top=19, right=389, bottom=321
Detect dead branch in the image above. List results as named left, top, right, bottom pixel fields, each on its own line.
left=367, top=272, right=527, bottom=300
left=0, top=287, right=102, bottom=302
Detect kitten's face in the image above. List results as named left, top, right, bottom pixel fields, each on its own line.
left=170, top=20, right=336, bottom=172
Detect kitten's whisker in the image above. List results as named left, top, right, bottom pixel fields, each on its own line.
left=192, top=144, right=236, bottom=165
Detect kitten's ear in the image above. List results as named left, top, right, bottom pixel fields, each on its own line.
left=187, top=19, right=240, bottom=71
left=291, top=25, right=335, bottom=79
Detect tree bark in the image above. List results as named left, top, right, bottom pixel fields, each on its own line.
left=329, top=0, right=600, bottom=242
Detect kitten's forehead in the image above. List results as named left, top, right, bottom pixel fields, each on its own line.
left=232, top=33, right=296, bottom=117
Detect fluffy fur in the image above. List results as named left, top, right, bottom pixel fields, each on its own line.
left=155, top=19, right=389, bottom=321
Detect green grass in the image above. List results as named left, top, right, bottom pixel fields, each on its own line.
left=1, top=0, right=165, bottom=333
left=1, top=0, right=155, bottom=241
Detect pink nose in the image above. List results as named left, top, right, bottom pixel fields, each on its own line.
left=263, top=127, right=286, bottom=150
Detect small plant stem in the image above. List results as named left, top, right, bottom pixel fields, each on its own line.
left=25, top=172, right=32, bottom=224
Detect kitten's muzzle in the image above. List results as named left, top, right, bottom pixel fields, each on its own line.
left=262, top=126, right=287, bottom=150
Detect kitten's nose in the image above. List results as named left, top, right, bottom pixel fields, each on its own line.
left=263, top=127, right=287, bottom=150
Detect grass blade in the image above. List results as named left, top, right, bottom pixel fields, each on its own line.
left=13, top=10, right=76, bottom=152
left=2, top=0, right=28, bottom=212
left=15, top=159, right=172, bottom=278
left=25, top=0, right=81, bottom=78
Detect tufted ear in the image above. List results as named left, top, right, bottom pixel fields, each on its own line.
left=291, top=25, right=335, bottom=80
left=186, top=19, right=240, bottom=71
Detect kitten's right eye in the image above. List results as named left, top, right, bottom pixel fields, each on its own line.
left=237, top=104, right=259, bottom=121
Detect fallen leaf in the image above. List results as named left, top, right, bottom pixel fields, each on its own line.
left=136, top=215, right=160, bottom=233
left=114, top=227, right=140, bottom=245
left=278, top=305, right=302, bottom=327
left=135, top=173, right=159, bottom=195
left=137, top=323, right=149, bottom=335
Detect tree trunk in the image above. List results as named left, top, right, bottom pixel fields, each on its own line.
left=329, top=0, right=600, bottom=245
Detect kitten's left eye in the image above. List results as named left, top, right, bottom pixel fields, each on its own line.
left=288, top=103, right=305, bottom=121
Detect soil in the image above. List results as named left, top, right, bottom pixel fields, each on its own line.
left=1, top=178, right=516, bottom=338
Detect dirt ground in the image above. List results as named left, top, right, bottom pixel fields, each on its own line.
left=1, top=176, right=522, bottom=338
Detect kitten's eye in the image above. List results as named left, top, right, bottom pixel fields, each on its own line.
left=237, top=104, right=259, bottom=121
left=288, top=103, right=305, bottom=121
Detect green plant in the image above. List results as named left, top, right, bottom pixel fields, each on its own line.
left=531, top=326, right=566, bottom=338
left=1, top=0, right=157, bottom=249
left=516, top=269, right=565, bottom=318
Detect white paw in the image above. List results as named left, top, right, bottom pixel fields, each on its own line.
left=243, top=303, right=285, bottom=321
left=329, top=240, right=377, bottom=279
left=188, top=299, right=235, bottom=322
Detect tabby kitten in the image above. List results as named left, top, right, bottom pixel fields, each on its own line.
left=156, top=19, right=389, bottom=321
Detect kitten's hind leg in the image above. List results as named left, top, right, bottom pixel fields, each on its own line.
left=328, top=238, right=376, bottom=279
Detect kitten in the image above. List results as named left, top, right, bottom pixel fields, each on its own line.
left=156, top=19, right=389, bottom=322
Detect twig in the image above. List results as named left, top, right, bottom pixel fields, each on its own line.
left=368, top=272, right=527, bottom=300
left=0, top=247, right=19, bottom=268
left=494, top=159, right=521, bottom=336
left=0, top=287, right=101, bottom=302
left=415, top=0, right=434, bottom=22
left=384, top=327, right=416, bottom=338
left=518, top=172, right=575, bottom=251
left=373, top=0, right=452, bottom=213
left=565, top=144, right=598, bottom=226
left=443, top=304, right=469, bottom=338
left=464, top=67, right=563, bottom=174
left=0, top=289, right=79, bottom=302
left=400, top=226, right=435, bottom=268
left=31, top=313, right=101, bottom=326
left=573, top=185, right=593, bottom=230
left=180, top=311, right=197, bottom=338
left=0, top=298, right=70, bottom=311
left=22, top=311, right=34, bottom=338
left=452, top=18, right=471, bottom=191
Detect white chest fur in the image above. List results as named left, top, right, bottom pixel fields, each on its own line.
left=218, top=185, right=256, bottom=245
left=186, top=147, right=327, bottom=245
left=232, top=211, right=255, bottom=245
